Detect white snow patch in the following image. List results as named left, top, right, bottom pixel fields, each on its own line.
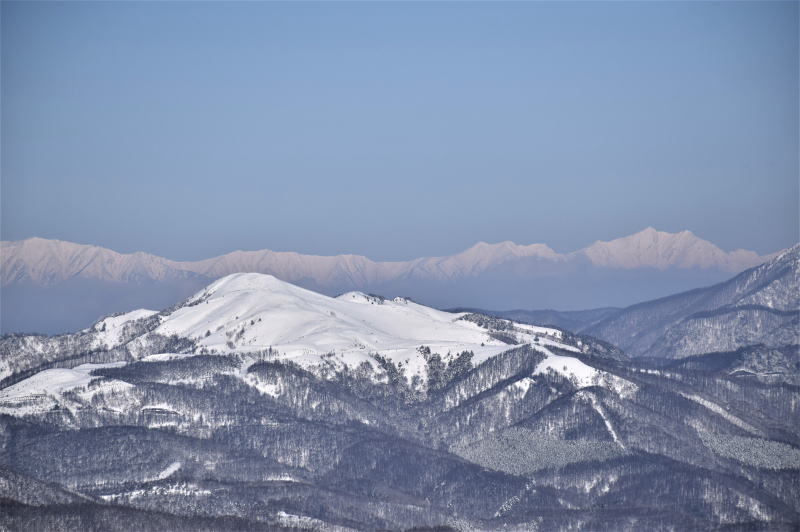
left=101, top=482, right=211, bottom=502
left=265, top=474, right=302, bottom=482
left=156, top=461, right=181, bottom=480
left=250, top=379, right=282, bottom=398
left=0, top=362, right=133, bottom=416
left=141, top=352, right=196, bottom=362
left=88, top=309, right=158, bottom=347
left=533, top=348, right=599, bottom=386
left=274, top=511, right=346, bottom=531
left=0, top=362, right=127, bottom=402
left=515, top=323, right=563, bottom=339
left=580, top=390, right=626, bottom=450
left=679, top=392, right=761, bottom=435
left=510, top=377, right=533, bottom=396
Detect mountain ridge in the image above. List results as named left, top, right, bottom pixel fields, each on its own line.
left=1, top=228, right=777, bottom=287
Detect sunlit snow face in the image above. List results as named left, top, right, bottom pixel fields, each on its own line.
left=141, top=273, right=599, bottom=386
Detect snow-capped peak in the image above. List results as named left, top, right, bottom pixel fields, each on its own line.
left=578, top=227, right=765, bottom=272
left=192, top=272, right=302, bottom=298
left=154, top=273, right=573, bottom=385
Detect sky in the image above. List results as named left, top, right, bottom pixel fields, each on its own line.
left=2, top=1, right=798, bottom=261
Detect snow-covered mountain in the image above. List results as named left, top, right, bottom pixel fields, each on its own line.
left=2, top=273, right=798, bottom=530
left=0, top=273, right=598, bottom=392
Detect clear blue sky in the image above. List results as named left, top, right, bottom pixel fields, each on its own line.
left=2, top=1, right=797, bottom=261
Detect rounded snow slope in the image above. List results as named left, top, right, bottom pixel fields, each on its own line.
left=157, top=272, right=503, bottom=358
left=80, top=308, right=159, bottom=350
left=90, top=308, right=158, bottom=331
left=155, top=273, right=604, bottom=388
left=191, top=272, right=307, bottom=299
left=0, top=362, right=131, bottom=415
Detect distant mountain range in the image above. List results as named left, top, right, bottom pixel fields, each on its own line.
left=1, top=227, right=772, bottom=286
left=0, top=228, right=781, bottom=333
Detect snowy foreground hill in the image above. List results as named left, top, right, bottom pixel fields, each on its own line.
left=1, top=274, right=799, bottom=530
